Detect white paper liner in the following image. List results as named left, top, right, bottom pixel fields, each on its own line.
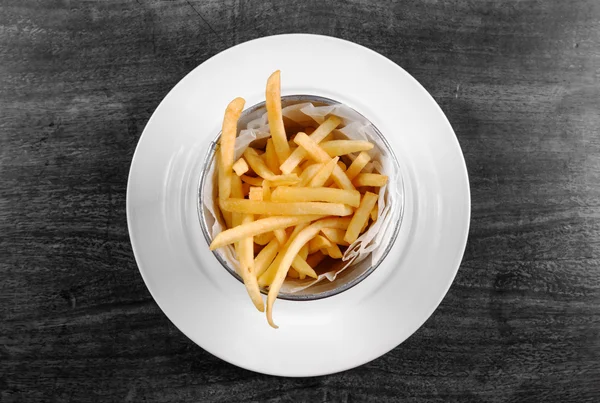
left=202, top=102, right=401, bottom=293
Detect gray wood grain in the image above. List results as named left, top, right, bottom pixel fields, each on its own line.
left=1, top=0, right=599, bottom=402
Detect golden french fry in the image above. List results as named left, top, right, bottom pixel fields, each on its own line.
left=308, top=157, right=339, bottom=188
left=293, top=132, right=355, bottom=190
left=279, top=116, right=342, bottom=174
left=262, top=180, right=272, bottom=201
left=219, top=97, right=245, bottom=200
left=258, top=222, right=310, bottom=287
left=345, top=151, right=371, bottom=180
left=299, top=160, right=317, bottom=172
left=337, top=161, right=347, bottom=171
left=237, top=213, right=263, bottom=311
left=230, top=174, right=244, bottom=227
left=268, top=174, right=300, bottom=186
left=320, top=228, right=350, bottom=246
left=308, top=234, right=332, bottom=254
left=344, top=192, right=378, bottom=244
left=254, top=238, right=279, bottom=277
left=352, top=173, right=388, bottom=187
left=319, top=140, right=374, bottom=157
left=240, top=175, right=264, bottom=187
left=232, top=157, right=249, bottom=176
left=292, top=132, right=330, bottom=162
left=291, top=255, right=318, bottom=278
left=296, top=163, right=324, bottom=187
left=264, top=138, right=281, bottom=175
left=221, top=209, right=233, bottom=229
left=210, top=215, right=323, bottom=250
left=220, top=199, right=354, bottom=216
left=324, top=243, right=343, bottom=259
left=254, top=232, right=274, bottom=245
left=266, top=217, right=352, bottom=328
left=266, top=71, right=290, bottom=164
left=273, top=228, right=287, bottom=244
left=370, top=204, right=378, bottom=221
left=244, top=147, right=276, bottom=180
left=287, top=268, right=300, bottom=279
left=249, top=186, right=263, bottom=201
left=271, top=186, right=361, bottom=208
left=299, top=244, right=308, bottom=260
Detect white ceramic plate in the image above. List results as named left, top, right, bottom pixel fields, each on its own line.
left=127, top=34, right=470, bottom=377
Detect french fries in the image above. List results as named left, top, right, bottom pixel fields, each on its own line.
left=210, top=70, right=389, bottom=328
left=352, top=173, right=388, bottom=187
left=220, top=199, right=354, bottom=216
left=266, top=71, right=290, bottom=164
left=232, top=158, right=249, bottom=176
left=320, top=140, right=374, bottom=157
left=219, top=98, right=245, bottom=200
left=344, top=192, right=378, bottom=244
left=279, top=116, right=342, bottom=174
left=271, top=186, right=361, bottom=207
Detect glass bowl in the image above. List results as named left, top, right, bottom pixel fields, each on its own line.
left=198, top=95, right=404, bottom=300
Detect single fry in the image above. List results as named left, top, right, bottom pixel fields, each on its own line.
left=296, top=163, right=323, bottom=187
left=352, top=173, right=388, bottom=187
left=319, top=140, right=374, bottom=157
left=244, top=147, right=276, bottom=180
left=232, top=157, right=249, bottom=176
left=230, top=174, right=244, bottom=228
left=254, top=232, right=274, bottom=245
left=209, top=215, right=323, bottom=250
left=291, top=255, right=318, bottom=278
left=237, top=208, right=264, bottom=311
left=344, top=192, right=378, bottom=244
left=320, top=228, right=350, bottom=246
left=293, top=132, right=330, bottom=162
left=268, top=174, right=300, bottom=186
left=324, top=243, right=343, bottom=259
left=345, top=151, right=371, bottom=180
left=337, top=161, right=347, bottom=171
left=219, top=97, right=245, bottom=200
left=258, top=222, right=310, bottom=287
left=370, top=204, right=378, bottom=221
left=287, top=268, right=299, bottom=279
left=240, top=175, right=264, bottom=187
left=220, top=199, right=354, bottom=217
left=279, top=116, right=342, bottom=174
left=266, top=71, right=290, bottom=164
left=249, top=186, right=263, bottom=201
left=294, top=132, right=355, bottom=190
left=273, top=228, right=287, bottom=244
left=265, top=138, right=281, bottom=175
left=308, top=234, right=332, bottom=254
left=308, top=157, right=339, bottom=188
left=266, top=217, right=352, bottom=328
left=262, top=180, right=272, bottom=201
left=299, top=244, right=308, bottom=260
left=271, top=186, right=361, bottom=208
left=254, top=238, right=279, bottom=277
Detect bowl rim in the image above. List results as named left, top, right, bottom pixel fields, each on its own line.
left=197, top=94, right=404, bottom=301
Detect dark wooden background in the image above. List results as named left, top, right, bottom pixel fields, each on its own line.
left=1, top=0, right=599, bottom=402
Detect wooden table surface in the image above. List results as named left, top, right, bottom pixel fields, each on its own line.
left=2, top=0, right=599, bottom=402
